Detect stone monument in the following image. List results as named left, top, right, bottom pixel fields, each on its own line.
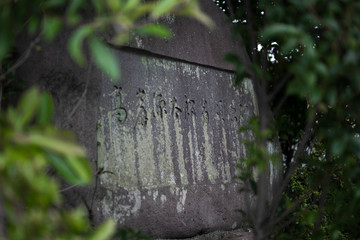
left=16, top=0, right=257, bottom=238
left=95, top=1, right=257, bottom=238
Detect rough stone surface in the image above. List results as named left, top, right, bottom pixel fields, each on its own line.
left=95, top=50, right=256, bottom=238
left=157, top=229, right=254, bottom=240
left=112, top=0, right=248, bottom=71
left=15, top=1, right=257, bottom=239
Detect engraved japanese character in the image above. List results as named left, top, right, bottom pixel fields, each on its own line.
left=184, top=95, right=196, bottom=120
left=134, top=88, right=148, bottom=129
left=110, top=85, right=127, bottom=124
left=171, top=97, right=183, bottom=119
left=153, top=93, right=167, bottom=119
left=201, top=99, right=209, bottom=124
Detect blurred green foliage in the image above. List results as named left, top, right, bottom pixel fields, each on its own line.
left=0, top=0, right=213, bottom=81
left=0, top=0, right=212, bottom=239
left=0, top=88, right=115, bottom=240
left=223, top=0, right=360, bottom=239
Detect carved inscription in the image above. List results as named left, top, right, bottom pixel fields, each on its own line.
left=98, top=56, right=257, bottom=192
left=113, top=85, right=246, bottom=129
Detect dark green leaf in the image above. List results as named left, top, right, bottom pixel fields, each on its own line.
left=135, top=24, right=173, bottom=39
left=151, top=0, right=178, bottom=18
left=89, top=36, right=120, bottom=81
left=17, top=87, right=40, bottom=129
left=89, top=220, right=116, bottom=240
left=65, top=156, right=92, bottom=184
left=68, top=26, right=93, bottom=65
left=46, top=152, right=83, bottom=184
left=224, top=53, right=239, bottom=64
left=43, top=16, right=62, bottom=41
left=37, top=92, right=54, bottom=125
left=331, top=139, right=346, bottom=156
left=123, top=0, right=140, bottom=12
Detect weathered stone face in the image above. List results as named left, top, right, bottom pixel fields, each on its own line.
left=15, top=0, right=258, bottom=238
left=95, top=50, right=256, bottom=237
left=98, top=52, right=256, bottom=190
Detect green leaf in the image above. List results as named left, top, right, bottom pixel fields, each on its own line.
left=43, top=16, right=62, bottom=41
left=68, top=26, right=93, bottom=65
left=281, top=38, right=298, bottom=54
left=89, top=220, right=116, bottom=240
left=135, top=24, right=172, bottom=39
left=28, top=17, right=40, bottom=35
left=331, top=139, right=346, bottom=156
left=236, top=209, right=247, bottom=216
left=17, top=87, right=41, bottom=130
left=178, top=0, right=214, bottom=28
left=37, top=92, right=54, bottom=125
left=91, top=0, right=105, bottom=14
left=23, top=133, right=86, bottom=157
left=0, top=28, right=12, bottom=61
left=112, top=33, right=131, bottom=45
left=151, top=0, right=179, bottom=18
left=89, top=36, right=120, bottom=81
left=66, top=0, right=84, bottom=25
left=46, top=152, right=83, bottom=184
left=123, top=0, right=140, bottom=12
left=44, top=0, right=67, bottom=8
left=66, top=156, right=92, bottom=184
left=224, top=53, right=239, bottom=64
left=327, top=89, right=337, bottom=107
left=262, top=24, right=301, bottom=41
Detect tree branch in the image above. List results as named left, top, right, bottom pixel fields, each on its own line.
left=272, top=170, right=330, bottom=229
left=244, top=0, right=258, bottom=64
left=226, top=0, right=236, bottom=20
left=0, top=33, right=42, bottom=83
left=270, top=116, right=316, bottom=221
left=272, top=201, right=316, bottom=235
left=0, top=64, right=2, bottom=112
left=313, top=151, right=331, bottom=233
left=273, top=94, right=289, bottom=116
left=268, top=72, right=292, bottom=102
left=273, top=190, right=313, bottom=227
left=59, top=184, right=79, bottom=193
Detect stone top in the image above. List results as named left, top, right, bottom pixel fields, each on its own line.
left=112, top=0, right=245, bottom=71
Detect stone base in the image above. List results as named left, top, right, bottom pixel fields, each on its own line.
left=157, top=229, right=254, bottom=240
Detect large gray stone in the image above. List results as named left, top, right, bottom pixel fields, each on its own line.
left=95, top=50, right=256, bottom=238
left=15, top=0, right=258, bottom=239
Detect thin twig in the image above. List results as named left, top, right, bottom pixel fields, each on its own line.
left=226, top=0, right=236, bottom=20
left=260, top=46, right=269, bottom=91
left=0, top=32, right=42, bottom=82
left=67, top=61, right=92, bottom=120
left=268, top=72, right=292, bottom=101
left=59, top=184, right=79, bottom=193
left=90, top=168, right=101, bottom=212
left=313, top=151, right=331, bottom=233
left=273, top=94, right=289, bottom=116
